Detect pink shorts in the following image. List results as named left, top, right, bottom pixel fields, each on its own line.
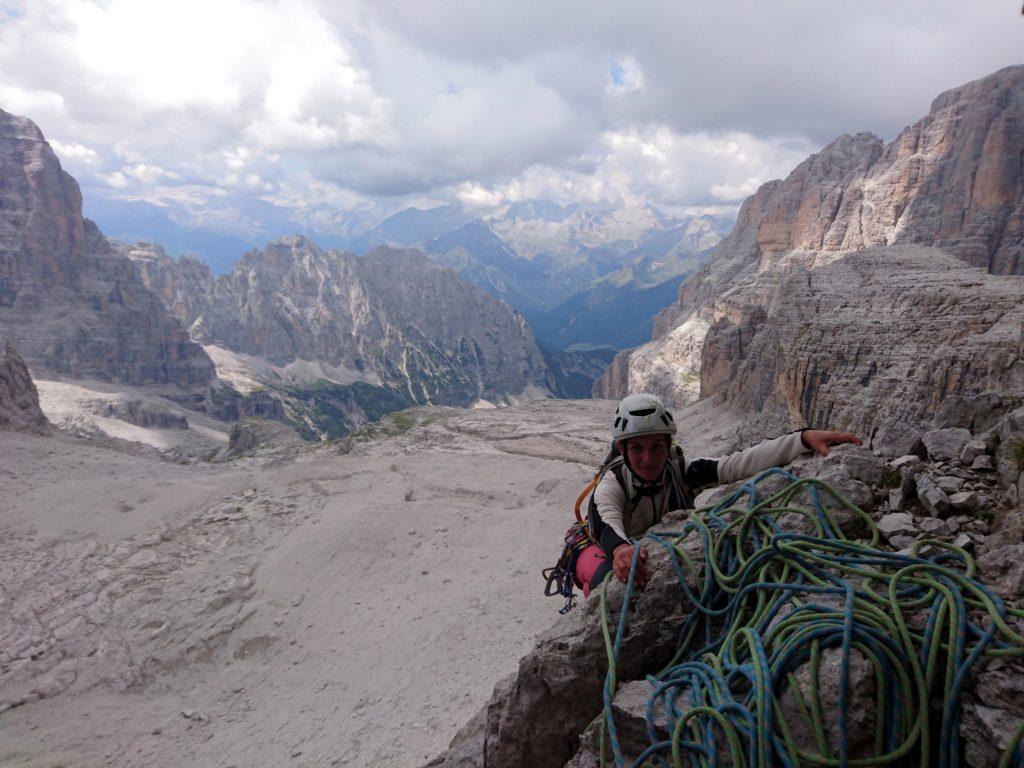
left=574, top=544, right=608, bottom=599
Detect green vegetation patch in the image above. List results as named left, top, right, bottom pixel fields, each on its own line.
left=880, top=467, right=902, bottom=489
left=277, top=381, right=414, bottom=441
left=340, top=405, right=460, bottom=451
left=1010, top=439, right=1024, bottom=469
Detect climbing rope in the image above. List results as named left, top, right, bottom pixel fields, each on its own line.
left=597, top=469, right=1024, bottom=768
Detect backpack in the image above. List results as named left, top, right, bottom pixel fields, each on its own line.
left=542, top=443, right=688, bottom=613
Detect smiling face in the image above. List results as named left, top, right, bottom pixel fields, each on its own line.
left=620, top=433, right=671, bottom=482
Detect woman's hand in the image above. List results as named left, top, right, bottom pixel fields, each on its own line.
left=803, top=429, right=862, bottom=456
left=612, top=543, right=649, bottom=588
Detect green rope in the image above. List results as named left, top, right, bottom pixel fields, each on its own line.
left=597, top=469, right=1024, bottom=768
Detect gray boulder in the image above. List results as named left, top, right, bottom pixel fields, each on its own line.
left=916, top=475, right=950, bottom=517
left=973, top=455, right=995, bottom=471
left=0, top=343, right=49, bottom=434
left=888, top=488, right=906, bottom=512
left=877, top=512, right=917, bottom=539
left=993, top=407, right=1024, bottom=487
left=963, top=659, right=1024, bottom=768
left=960, top=438, right=989, bottom=464
left=949, top=491, right=980, bottom=511
left=977, top=544, right=1024, bottom=599
left=915, top=476, right=949, bottom=517
left=922, top=428, right=973, bottom=462
left=918, top=517, right=948, bottom=536
left=891, top=455, right=923, bottom=470
left=936, top=476, right=963, bottom=494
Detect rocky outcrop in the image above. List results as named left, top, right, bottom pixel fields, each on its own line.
left=426, top=439, right=1024, bottom=768
left=218, top=418, right=302, bottom=460
left=425, top=526, right=693, bottom=768
left=0, top=343, right=48, bottom=433
left=596, top=67, right=1024, bottom=451
left=85, top=398, right=189, bottom=430
left=114, top=242, right=211, bottom=324
left=128, top=237, right=551, bottom=410
left=686, top=66, right=1024, bottom=276
left=700, top=245, right=1022, bottom=455
left=0, top=110, right=214, bottom=387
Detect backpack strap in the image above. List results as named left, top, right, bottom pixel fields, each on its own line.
left=582, top=455, right=624, bottom=540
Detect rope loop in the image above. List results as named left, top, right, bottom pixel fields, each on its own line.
left=597, top=471, right=1024, bottom=768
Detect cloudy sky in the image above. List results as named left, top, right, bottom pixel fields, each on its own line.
left=1, top=0, right=1021, bottom=221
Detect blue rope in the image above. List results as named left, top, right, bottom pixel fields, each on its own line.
left=594, top=471, right=1024, bottom=768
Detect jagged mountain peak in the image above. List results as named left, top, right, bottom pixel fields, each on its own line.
left=352, top=202, right=481, bottom=252
left=0, top=109, right=215, bottom=387
left=0, top=107, right=48, bottom=144
left=686, top=64, right=1024, bottom=275
left=929, top=63, right=1024, bottom=113
left=487, top=199, right=575, bottom=224
left=128, top=234, right=551, bottom=425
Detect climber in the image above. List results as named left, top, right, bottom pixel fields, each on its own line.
left=575, top=393, right=861, bottom=596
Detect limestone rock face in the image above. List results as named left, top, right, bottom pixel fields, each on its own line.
left=85, top=398, right=189, bottom=429
left=0, top=342, right=48, bottom=433
left=679, top=66, right=1024, bottom=276
left=700, top=246, right=1022, bottom=454
left=113, top=242, right=211, bottom=325
left=596, top=67, right=1024, bottom=452
left=0, top=110, right=214, bottom=387
left=128, top=237, right=550, bottom=407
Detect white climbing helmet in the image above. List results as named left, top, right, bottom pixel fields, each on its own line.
left=612, top=393, right=677, bottom=442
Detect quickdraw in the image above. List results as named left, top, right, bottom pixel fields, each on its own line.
left=542, top=522, right=591, bottom=613
left=541, top=463, right=612, bottom=613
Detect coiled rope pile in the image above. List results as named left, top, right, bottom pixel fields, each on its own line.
left=598, top=468, right=1024, bottom=768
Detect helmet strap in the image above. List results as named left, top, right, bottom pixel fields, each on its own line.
left=620, top=435, right=671, bottom=499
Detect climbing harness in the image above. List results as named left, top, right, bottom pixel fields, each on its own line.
left=542, top=465, right=611, bottom=613
left=594, top=469, right=1024, bottom=768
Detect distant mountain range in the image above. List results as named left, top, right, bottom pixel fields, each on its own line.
left=123, top=237, right=564, bottom=438
left=86, top=190, right=733, bottom=351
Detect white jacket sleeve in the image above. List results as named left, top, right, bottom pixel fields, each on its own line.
left=714, top=430, right=811, bottom=485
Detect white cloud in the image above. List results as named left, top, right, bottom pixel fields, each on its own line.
left=123, top=184, right=229, bottom=207
left=120, top=163, right=179, bottom=185
left=0, top=0, right=390, bottom=192
left=50, top=139, right=99, bottom=164
left=454, top=182, right=506, bottom=209
left=0, top=0, right=1018, bottom=233
left=248, top=22, right=392, bottom=151
left=710, top=179, right=764, bottom=201
left=65, top=0, right=256, bottom=110
left=102, top=171, right=130, bottom=189
left=448, top=125, right=815, bottom=211
left=0, top=83, right=64, bottom=119
left=593, top=127, right=817, bottom=206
